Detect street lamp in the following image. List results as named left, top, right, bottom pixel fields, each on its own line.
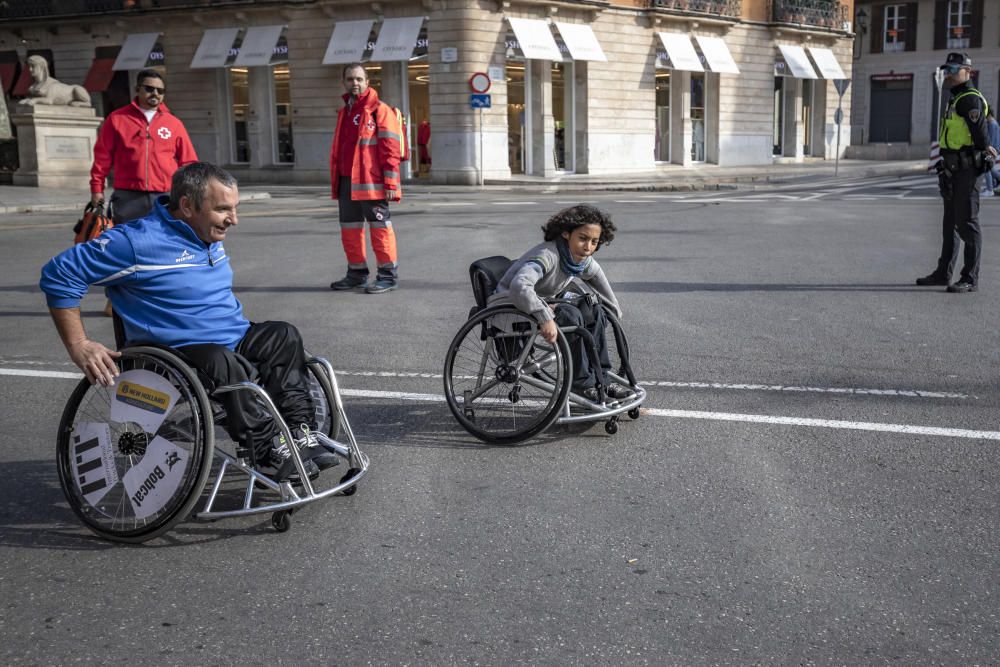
left=856, top=8, right=868, bottom=34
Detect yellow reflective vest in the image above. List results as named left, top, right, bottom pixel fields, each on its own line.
left=939, top=88, right=989, bottom=150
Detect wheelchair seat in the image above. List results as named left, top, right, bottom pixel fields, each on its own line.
left=469, top=256, right=512, bottom=310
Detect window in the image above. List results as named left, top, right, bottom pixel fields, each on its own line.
left=947, top=0, right=971, bottom=49
left=883, top=5, right=908, bottom=53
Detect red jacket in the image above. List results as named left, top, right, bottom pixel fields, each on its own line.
left=330, top=87, right=402, bottom=201
left=90, top=100, right=198, bottom=194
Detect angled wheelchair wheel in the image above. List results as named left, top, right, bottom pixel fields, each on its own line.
left=56, top=346, right=215, bottom=543
left=444, top=305, right=572, bottom=444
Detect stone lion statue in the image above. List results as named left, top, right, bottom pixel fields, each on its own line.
left=20, top=55, right=91, bottom=107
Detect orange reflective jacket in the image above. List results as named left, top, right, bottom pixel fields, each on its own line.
left=330, top=88, right=403, bottom=201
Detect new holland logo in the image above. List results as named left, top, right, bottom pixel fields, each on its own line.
left=157, top=127, right=172, bottom=140
left=175, top=249, right=194, bottom=263
left=115, top=381, right=170, bottom=414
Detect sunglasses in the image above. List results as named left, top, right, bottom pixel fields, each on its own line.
left=140, top=85, right=165, bottom=95
left=942, top=65, right=964, bottom=74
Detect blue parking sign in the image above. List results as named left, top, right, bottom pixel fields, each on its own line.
left=470, top=94, right=491, bottom=109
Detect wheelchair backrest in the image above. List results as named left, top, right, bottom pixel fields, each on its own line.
left=469, top=256, right=513, bottom=309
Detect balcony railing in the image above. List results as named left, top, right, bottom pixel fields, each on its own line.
left=0, top=0, right=298, bottom=21
left=769, top=0, right=850, bottom=30
left=650, top=0, right=743, bottom=18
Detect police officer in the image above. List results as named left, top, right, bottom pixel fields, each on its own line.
left=916, top=52, right=998, bottom=293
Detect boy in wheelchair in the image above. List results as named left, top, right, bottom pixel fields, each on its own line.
left=489, top=204, right=633, bottom=402
left=40, top=162, right=336, bottom=482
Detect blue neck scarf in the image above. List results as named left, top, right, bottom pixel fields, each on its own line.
left=556, top=237, right=588, bottom=276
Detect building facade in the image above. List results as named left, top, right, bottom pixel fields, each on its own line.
left=850, top=0, right=999, bottom=159
left=0, top=0, right=855, bottom=185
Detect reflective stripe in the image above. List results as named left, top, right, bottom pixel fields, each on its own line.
left=348, top=262, right=368, bottom=270
left=377, top=262, right=398, bottom=269
left=370, top=219, right=393, bottom=229
left=94, top=263, right=204, bottom=285
left=340, top=221, right=366, bottom=229
left=383, top=170, right=399, bottom=180
left=351, top=183, right=383, bottom=191
left=359, top=138, right=378, bottom=146
left=377, top=130, right=402, bottom=142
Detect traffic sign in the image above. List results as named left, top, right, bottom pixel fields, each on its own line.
left=469, top=72, right=491, bottom=93
left=470, top=94, right=491, bottom=109
left=833, top=79, right=850, bottom=97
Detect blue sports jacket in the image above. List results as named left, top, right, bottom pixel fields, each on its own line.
left=40, top=197, right=250, bottom=349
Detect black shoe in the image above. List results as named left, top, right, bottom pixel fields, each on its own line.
left=946, top=281, right=978, bottom=293
left=578, top=386, right=601, bottom=402
left=264, top=442, right=321, bottom=482
left=605, top=383, right=635, bottom=400
left=293, top=428, right=340, bottom=470
left=330, top=274, right=368, bottom=290
left=365, top=278, right=398, bottom=294
left=916, top=273, right=949, bottom=286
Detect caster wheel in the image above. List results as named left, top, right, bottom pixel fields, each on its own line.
left=628, top=407, right=641, bottom=420
left=340, top=468, right=362, bottom=496
left=272, top=511, right=292, bottom=533
left=604, top=419, right=619, bottom=435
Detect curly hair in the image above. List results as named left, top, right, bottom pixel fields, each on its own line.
left=541, top=204, right=616, bottom=247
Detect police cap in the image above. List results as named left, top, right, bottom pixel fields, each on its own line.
left=941, top=52, right=972, bottom=69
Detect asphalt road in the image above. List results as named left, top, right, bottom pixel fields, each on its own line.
left=1, top=172, right=998, bottom=665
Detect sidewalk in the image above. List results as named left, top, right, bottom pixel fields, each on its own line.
left=0, top=159, right=928, bottom=214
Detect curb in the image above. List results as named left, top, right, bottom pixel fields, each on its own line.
left=0, top=191, right=272, bottom=215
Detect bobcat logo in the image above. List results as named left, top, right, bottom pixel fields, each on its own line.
left=157, top=127, right=172, bottom=140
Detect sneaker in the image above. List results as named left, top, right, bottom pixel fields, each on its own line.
left=605, top=383, right=635, bottom=400
left=365, top=278, right=398, bottom=294
left=578, top=386, right=601, bottom=403
left=330, top=273, right=368, bottom=290
left=264, top=441, right=320, bottom=482
left=915, top=273, right=949, bottom=286
left=293, top=426, right=339, bottom=470
left=946, top=281, right=978, bottom=293
left=982, top=190, right=995, bottom=198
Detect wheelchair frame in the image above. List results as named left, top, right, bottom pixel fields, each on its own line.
left=443, top=256, right=645, bottom=445
left=56, top=345, right=369, bottom=542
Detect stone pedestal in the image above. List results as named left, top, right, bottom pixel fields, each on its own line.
left=10, top=105, right=101, bottom=188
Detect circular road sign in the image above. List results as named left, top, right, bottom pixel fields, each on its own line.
left=469, top=72, right=491, bottom=94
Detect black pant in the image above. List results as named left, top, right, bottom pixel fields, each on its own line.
left=554, top=301, right=611, bottom=390
left=176, top=321, right=315, bottom=460
left=936, top=169, right=982, bottom=284
left=110, top=189, right=166, bottom=224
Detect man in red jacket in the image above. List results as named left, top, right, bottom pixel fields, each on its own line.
left=90, top=69, right=198, bottom=223
left=329, top=63, right=403, bottom=294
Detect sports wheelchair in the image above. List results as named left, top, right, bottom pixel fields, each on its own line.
left=443, top=256, right=645, bottom=445
left=55, top=318, right=369, bottom=543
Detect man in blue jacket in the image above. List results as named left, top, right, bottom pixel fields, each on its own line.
left=41, top=162, right=335, bottom=481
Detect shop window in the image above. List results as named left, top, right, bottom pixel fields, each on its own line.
left=655, top=70, right=670, bottom=162
left=507, top=62, right=526, bottom=175
left=228, top=67, right=250, bottom=163
left=691, top=73, right=705, bottom=162
left=272, top=64, right=293, bottom=164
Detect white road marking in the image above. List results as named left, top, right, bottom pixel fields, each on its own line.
left=643, top=408, right=1000, bottom=441
left=432, top=202, right=475, bottom=207
left=2, top=367, right=991, bottom=441
left=491, top=201, right=537, bottom=206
